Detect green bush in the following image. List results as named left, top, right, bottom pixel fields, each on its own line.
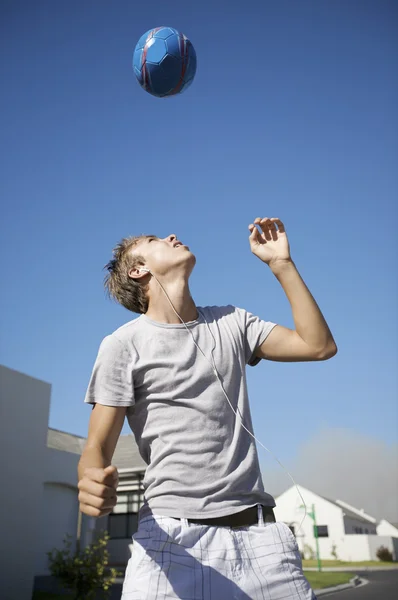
left=47, top=530, right=121, bottom=600
left=376, top=546, right=393, bottom=562
left=331, top=543, right=338, bottom=561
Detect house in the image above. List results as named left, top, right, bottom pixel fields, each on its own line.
left=48, top=429, right=148, bottom=566
left=43, top=429, right=147, bottom=569
left=0, top=365, right=146, bottom=600
left=0, top=364, right=149, bottom=599
left=0, top=366, right=90, bottom=600
left=377, top=520, right=398, bottom=538
left=274, top=484, right=398, bottom=562
left=2, top=364, right=397, bottom=600
left=90, top=434, right=147, bottom=565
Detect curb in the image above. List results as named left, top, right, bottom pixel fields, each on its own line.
left=315, top=576, right=368, bottom=596
left=113, top=576, right=370, bottom=596
left=305, top=566, right=398, bottom=572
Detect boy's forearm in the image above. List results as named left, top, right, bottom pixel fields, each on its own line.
left=270, top=259, right=335, bottom=352
left=78, top=445, right=111, bottom=481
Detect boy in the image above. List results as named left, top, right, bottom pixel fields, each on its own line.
left=78, top=217, right=336, bottom=599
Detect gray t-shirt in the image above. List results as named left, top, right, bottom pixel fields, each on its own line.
left=84, top=305, right=277, bottom=519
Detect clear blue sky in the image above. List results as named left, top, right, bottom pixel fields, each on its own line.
left=1, top=1, right=397, bottom=475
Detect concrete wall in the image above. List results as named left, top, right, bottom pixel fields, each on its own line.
left=338, top=534, right=396, bottom=561
left=0, top=365, right=51, bottom=600
left=338, top=534, right=372, bottom=561
left=35, top=447, right=82, bottom=575
left=35, top=483, right=79, bottom=575
left=367, top=534, right=397, bottom=561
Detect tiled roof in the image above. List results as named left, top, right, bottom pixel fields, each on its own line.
left=47, top=428, right=86, bottom=455
left=112, top=434, right=147, bottom=470
left=321, top=495, right=375, bottom=524
left=47, top=428, right=147, bottom=471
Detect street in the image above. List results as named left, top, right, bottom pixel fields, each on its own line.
left=103, top=569, right=398, bottom=600
left=324, top=570, right=398, bottom=599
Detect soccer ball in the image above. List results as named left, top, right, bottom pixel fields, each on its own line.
left=133, top=27, right=197, bottom=98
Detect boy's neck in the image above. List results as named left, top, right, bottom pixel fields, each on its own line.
left=145, top=281, right=198, bottom=324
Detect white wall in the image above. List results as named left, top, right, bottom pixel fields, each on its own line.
left=0, top=366, right=51, bottom=600
left=368, top=535, right=397, bottom=561
left=338, top=534, right=396, bottom=561
left=36, top=445, right=93, bottom=574
left=35, top=446, right=81, bottom=573
left=35, top=483, right=79, bottom=575
left=338, top=535, right=372, bottom=561
left=44, top=445, right=80, bottom=487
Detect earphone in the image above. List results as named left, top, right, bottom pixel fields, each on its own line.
left=138, top=268, right=307, bottom=532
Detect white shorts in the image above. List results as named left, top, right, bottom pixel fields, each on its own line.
left=121, top=505, right=316, bottom=599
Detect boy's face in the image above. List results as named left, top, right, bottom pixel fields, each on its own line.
left=130, top=234, right=196, bottom=278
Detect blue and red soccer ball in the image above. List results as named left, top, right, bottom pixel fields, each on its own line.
left=133, top=27, right=197, bottom=98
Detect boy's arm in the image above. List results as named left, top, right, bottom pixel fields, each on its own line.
left=78, top=404, right=127, bottom=517
left=249, top=217, right=337, bottom=362
left=78, top=404, right=126, bottom=478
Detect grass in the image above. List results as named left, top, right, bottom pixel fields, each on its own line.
left=302, top=559, right=397, bottom=568
left=305, top=571, right=354, bottom=589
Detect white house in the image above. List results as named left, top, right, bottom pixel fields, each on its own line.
left=0, top=366, right=98, bottom=600
left=74, top=432, right=147, bottom=567
left=274, top=484, right=398, bottom=562
left=0, top=364, right=146, bottom=600
left=377, top=519, right=398, bottom=538
left=36, top=430, right=146, bottom=589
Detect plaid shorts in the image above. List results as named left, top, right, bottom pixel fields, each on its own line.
left=121, top=504, right=316, bottom=599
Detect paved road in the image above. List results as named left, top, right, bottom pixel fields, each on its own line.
left=324, top=570, right=398, bottom=599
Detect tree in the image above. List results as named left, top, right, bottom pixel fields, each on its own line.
left=376, top=546, right=393, bottom=562
left=47, top=529, right=121, bottom=600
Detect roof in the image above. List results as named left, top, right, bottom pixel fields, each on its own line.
left=378, top=519, right=398, bottom=531
left=47, top=428, right=147, bottom=471
left=47, top=428, right=86, bottom=455
left=278, top=487, right=377, bottom=524
left=320, top=495, right=376, bottom=524
left=112, top=434, right=147, bottom=470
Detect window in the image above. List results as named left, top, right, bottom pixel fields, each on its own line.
left=354, top=526, right=363, bottom=534
left=108, top=512, right=140, bottom=539
left=314, top=525, right=329, bottom=538
left=108, top=474, right=145, bottom=540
